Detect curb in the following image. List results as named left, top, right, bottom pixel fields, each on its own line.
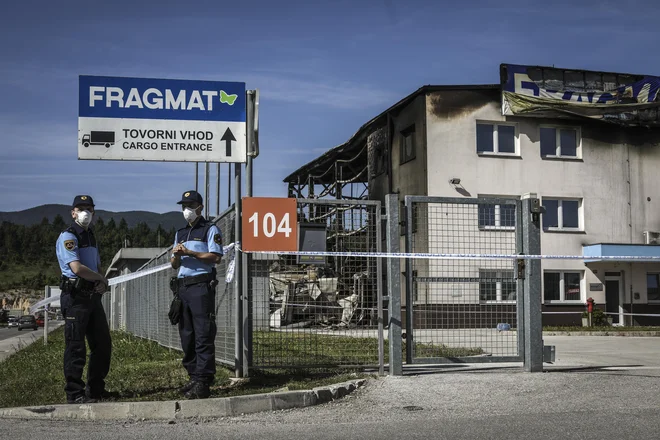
left=543, top=331, right=660, bottom=337
left=0, top=378, right=367, bottom=421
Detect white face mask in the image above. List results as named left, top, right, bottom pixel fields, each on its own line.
left=183, top=207, right=199, bottom=224
left=76, top=210, right=93, bottom=228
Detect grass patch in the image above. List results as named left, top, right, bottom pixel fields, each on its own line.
left=253, top=331, right=483, bottom=366
left=0, top=328, right=374, bottom=408
left=0, top=327, right=483, bottom=408
left=0, top=327, right=227, bottom=408
left=543, top=326, right=660, bottom=332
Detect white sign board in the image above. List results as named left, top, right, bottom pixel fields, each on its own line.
left=78, top=75, right=247, bottom=163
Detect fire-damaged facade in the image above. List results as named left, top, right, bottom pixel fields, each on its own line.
left=284, top=63, right=660, bottom=328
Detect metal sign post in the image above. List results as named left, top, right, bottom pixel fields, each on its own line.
left=205, top=162, right=210, bottom=214
left=216, top=163, right=220, bottom=219
left=234, top=89, right=259, bottom=377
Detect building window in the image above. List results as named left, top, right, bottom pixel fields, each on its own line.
left=478, top=202, right=516, bottom=230
left=544, top=271, right=583, bottom=302
left=542, top=198, right=582, bottom=231
left=476, top=122, right=517, bottom=155
left=540, top=126, right=580, bottom=158
left=480, top=270, right=516, bottom=303
left=647, top=273, right=660, bottom=302
left=400, top=125, right=416, bottom=164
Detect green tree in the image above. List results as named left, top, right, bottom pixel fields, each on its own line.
left=0, top=218, right=176, bottom=291
left=53, top=214, right=66, bottom=231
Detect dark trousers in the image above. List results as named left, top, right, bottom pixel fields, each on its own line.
left=60, top=291, right=112, bottom=400
left=178, top=281, right=217, bottom=384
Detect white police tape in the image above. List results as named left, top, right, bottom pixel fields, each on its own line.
left=107, top=242, right=237, bottom=285
left=106, top=263, right=171, bottom=286
left=29, top=244, right=660, bottom=314
left=242, top=248, right=660, bottom=261
left=30, top=243, right=237, bottom=314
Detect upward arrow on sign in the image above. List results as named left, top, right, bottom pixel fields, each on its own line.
left=221, top=128, right=236, bottom=157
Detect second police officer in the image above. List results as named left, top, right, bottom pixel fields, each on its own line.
left=170, top=190, right=223, bottom=399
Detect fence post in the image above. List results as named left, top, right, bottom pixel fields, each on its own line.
left=404, top=196, right=414, bottom=364
left=242, top=91, right=255, bottom=376
left=385, top=194, right=403, bottom=375
left=516, top=199, right=525, bottom=361
left=234, top=163, right=244, bottom=378
left=521, top=193, right=543, bottom=372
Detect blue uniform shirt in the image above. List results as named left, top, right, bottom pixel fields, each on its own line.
left=56, top=223, right=101, bottom=278
left=173, top=217, right=223, bottom=278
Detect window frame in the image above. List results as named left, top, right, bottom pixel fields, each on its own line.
left=543, top=270, right=584, bottom=304
left=541, top=197, right=583, bottom=232
left=478, top=203, right=516, bottom=231
left=477, top=195, right=519, bottom=231
left=476, top=121, right=520, bottom=157
left=400, top=124, right=416, bottom=165
left=647, top=272, right=660, bottom=303
left=479, top=269, right=517, bottom=304
left=539, top=124, right=582, bottom=159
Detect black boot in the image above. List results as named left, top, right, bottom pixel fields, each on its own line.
left=178, top=380, right=197, bottom=394
left=184, top=382, right=210, bottom=399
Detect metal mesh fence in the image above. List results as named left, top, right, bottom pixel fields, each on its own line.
left=406, top=197, right=520, bottom=361
left=249, top=199, right=383, bottom=368
left=103, top=194, right=534, bottom=372
left=110, top=206, right=237, bottom=367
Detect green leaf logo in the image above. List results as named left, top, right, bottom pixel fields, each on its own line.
left=219, top=90, right=237, bottom=106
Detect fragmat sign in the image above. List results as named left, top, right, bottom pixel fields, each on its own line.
left=78, top=75, right=247, bottom=163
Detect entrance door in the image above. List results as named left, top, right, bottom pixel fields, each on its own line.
left=605, top=280, right=620, bottom=324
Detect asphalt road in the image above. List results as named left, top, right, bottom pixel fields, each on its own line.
left=1, top=336, right=659, bottom=439
left=0, top=371, right=658, bottom=440
left=0, top=326, right=40, bottom=342
left=0, top=322, right=63, bottom=362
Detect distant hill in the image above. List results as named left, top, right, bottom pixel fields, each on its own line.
left=0, top=204, right=184, bottom=231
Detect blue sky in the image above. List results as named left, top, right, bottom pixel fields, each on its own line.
left=1, top=0, right=659, bottom=214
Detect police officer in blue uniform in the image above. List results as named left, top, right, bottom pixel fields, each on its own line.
left=171, top=190, right=223, bottom=399
left=55, top=195, right=112, bottom=404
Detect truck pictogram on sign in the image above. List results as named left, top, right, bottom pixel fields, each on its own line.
left=82, top=131, right=115, bottom=148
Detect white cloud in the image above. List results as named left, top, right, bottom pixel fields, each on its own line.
left=241, top=74, right=398, bottom=110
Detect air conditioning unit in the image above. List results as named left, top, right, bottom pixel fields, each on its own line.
left=643, top=231, right=660, bottom=245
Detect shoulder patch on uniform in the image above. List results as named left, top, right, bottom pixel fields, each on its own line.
left=64, top=239, right=76, bottom=251
left=214, top=234, right=223, bottom=245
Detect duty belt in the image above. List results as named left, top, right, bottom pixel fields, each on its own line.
left=60, top=275, right=96, bottom=295
left=176, top=271, right=216, bottom=287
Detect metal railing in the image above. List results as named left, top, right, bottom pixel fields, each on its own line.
left=103, top=194, right=547, bottom=375
left=106, top=205, right=237, bottom=367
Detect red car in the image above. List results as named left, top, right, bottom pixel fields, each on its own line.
left=36, top=317, right=44, bottom=327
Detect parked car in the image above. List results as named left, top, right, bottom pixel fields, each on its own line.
left=7, top=316, right=19, bottom=328
left=36, top=316, right=44, bottom=327
left=18, top=315, right=38, bottom=331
